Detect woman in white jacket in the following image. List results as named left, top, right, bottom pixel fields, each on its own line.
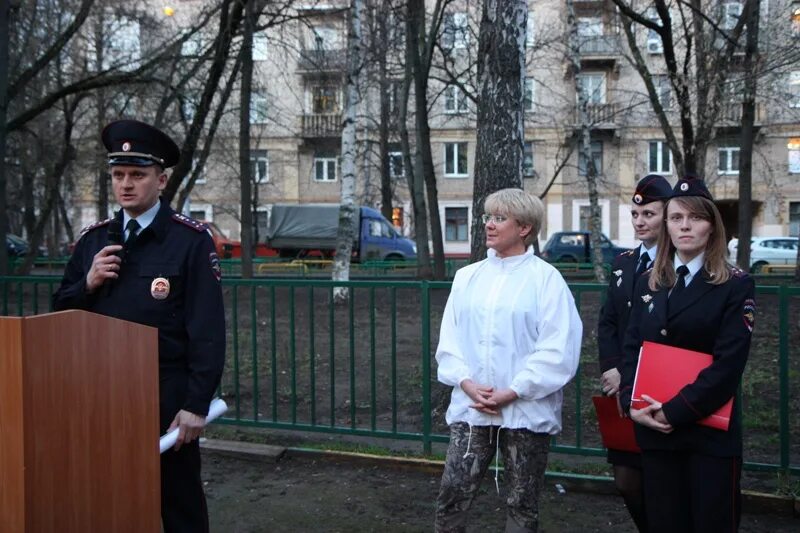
left=434, top=188, right=582, bottom=533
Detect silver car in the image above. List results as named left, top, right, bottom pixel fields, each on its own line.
left=729, top=237, right=798, bottom=271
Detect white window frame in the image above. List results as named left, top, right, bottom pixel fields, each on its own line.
left=388, top=151, right=405, bottom=179
left=314, top=157, right=338, bottom=182
left=252, top=206, right=271, bottom=241
left=444, top=84, right=468, bottom=113
left=188, top=203, right=213, bottom=223
left=192, top=156, right=206, bottom=184
left=577, top=17, right=603, bottom=37
left=523, top=141, right=535, bottom=177
left=576, top=73, right=606, bottom=104
left=444, top=206, right=469, bottom=242
left=253, top=31, right=269, bottom=60
left=572, top=199, right=611, bottom=235
left=648, top=141, right=672, bottom=175
left=788, top=138, right=800, bottom=174
left=646, top=8, right=663, bottom=54
left=444, top=142, right=468, bottom=178
left=789, top=71, right=800, bottom=108
left=718, top=146, right=740, bottom=175
left=722, top=2, right=743, bottom=31
left=310, top=26, right=339, bottom=50
left=250, top=150, right=269, bottom=183
left=250, top=90, right=268, bottom=124
left=524, top=78, right=536, bottom=112
left=444, top=12, right=469, bottom=49
left=309, top=85, right=340, bottom=114
left=654, top=75, right=672, bottom=109
left=578, top=141, right=604, bottom=176
left=526, top=11, right=535, bottom=48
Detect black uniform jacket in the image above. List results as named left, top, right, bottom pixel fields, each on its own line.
left=618, top=267, right=755, bottom=457
left=53, top=200, right=226, bottom=432
left=598, top=249, right=639, bottom=373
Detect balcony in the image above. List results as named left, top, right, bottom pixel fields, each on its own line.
left=573, top=103, right=618, bottom=129
left=300, top=113, right=342, bottom=138
left=577, top=35, right=621, bottom=69
left=716, top=102, right=766, bottom=125
left=297, top=49, right=347, bottom=74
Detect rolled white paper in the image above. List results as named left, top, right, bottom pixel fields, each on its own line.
left=159, top=398, right=228, bottom=454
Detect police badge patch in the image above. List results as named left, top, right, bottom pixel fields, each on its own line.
left=210, top=252, right=222, bottom=281
left=743, top=298, right=756, bottom=332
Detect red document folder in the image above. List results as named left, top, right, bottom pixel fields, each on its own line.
left=592, top=395, right=640, bottom=452
left=631, top=341, right=733, bottom=431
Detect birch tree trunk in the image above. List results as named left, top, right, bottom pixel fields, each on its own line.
left=333, top=0, right=364, bottom=302
left=470, top=0, right=526, bottom=262
left=567, top=0, right=606, bottom=282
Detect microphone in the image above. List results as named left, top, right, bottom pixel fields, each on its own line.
left=103, top=218, right=124, bottom=297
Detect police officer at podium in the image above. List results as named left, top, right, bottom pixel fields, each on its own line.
left=53, top=119, right=225, bottom=533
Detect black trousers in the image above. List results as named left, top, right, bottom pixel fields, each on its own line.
left=161, top=439, right=209, bottom=533
left=641, top=450, right=741, bottom=533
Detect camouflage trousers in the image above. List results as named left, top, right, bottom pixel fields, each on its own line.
left=434, top=422, right=550, bottom=533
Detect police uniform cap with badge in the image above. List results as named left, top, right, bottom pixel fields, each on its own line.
left=632, top=173, right=672, bottom=206
left=102, top=119, right=181, bottom=169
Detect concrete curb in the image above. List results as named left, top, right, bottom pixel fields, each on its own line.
left=202, top=439, right=798, bottom=517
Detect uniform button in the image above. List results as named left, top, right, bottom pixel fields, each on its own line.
left=660, top=329, right=667, bottom=336
left=627, top=301, right=631, bottom=308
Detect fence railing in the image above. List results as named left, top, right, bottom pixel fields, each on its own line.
left=1, top=276, right=797, bottom=478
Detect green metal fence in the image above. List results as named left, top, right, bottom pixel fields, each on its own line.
left=1, top=275, right=797, bottom=478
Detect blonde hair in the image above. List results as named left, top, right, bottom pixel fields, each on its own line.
left=649, top=196, right=731, bottom=290
left=484, top=188, right=544, bottom=246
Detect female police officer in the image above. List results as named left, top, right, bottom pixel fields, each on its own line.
left=597, top=174, right=672, bottom=532
left=618, top=176, right=755, bottom=532
left=53, top=120, right=225, bottom=533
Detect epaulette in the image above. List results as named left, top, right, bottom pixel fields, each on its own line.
left=621, top=250, right=636, bottom=257
left=172, top=212, right=208, bottom=232
left=79, top=218, right=112, bottom=236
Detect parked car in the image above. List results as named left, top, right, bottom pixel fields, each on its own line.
left=6, top=234, right=30, bottom=257
left=729, top=236, right=798, bottom=272
left=541, top=231, right=629, bottom=263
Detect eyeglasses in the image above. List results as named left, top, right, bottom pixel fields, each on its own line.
left=481, top=214, right=509, bottom=225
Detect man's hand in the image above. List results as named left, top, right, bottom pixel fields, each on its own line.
left=168, top=409, right=206, bottom=451
left=85, top=245, right=124, bottom=292
left=601, top=368, right=621, bottom=396
left=630, top=394, right=673, bottom=434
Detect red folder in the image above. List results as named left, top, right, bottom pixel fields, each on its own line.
left=592, top=395, right=640, bottom=452
left=631, top=341, right=733, bottom=431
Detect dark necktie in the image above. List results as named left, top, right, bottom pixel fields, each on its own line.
left=125, top=219, right=141, bottom=249
left=635, top=251, right=651, bottom=279
left=670, top=265, right=690, bottom=300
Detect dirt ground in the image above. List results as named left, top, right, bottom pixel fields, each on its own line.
left=201, top=450, right=797, bottom=533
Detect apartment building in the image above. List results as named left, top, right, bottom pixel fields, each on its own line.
left=71, top=0, right=800, bottom=254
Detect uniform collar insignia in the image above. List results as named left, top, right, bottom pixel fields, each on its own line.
left=641, top=294, right=653, bottom=303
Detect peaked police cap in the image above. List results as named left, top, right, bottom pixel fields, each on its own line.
left=102, top=119, right=181, bottom=168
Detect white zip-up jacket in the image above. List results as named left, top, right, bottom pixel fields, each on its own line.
left=436, top=247, right=583, bottom=434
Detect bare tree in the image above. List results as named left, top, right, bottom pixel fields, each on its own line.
left=333, top=0, right=364, bottom=302
left=469, top=0, right=526, bottom=262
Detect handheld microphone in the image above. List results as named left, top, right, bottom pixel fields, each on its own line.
left=103, top=218, right=124, bottom=297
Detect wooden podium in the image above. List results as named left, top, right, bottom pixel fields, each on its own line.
left=0, top=310, right=160, bottom=532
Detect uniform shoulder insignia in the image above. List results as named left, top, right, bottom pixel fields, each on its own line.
left=79, top=218, right=112, bottom=236
left=172, top=213, right=208, bottom=232
left=621, top=250, right=635, bottom=257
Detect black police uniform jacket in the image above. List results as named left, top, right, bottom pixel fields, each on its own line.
left=598, top=249, right=639, bottom=373
left=618, top=267, right=755, bottom=457
left=53, top=199, right=226, bottom=433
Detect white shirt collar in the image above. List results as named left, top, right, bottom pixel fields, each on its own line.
left=487, top=246, right=535, bottom=269
left=639, top=243, right=657, bottom=264
left=123, top=199, right=161, bottom=237
left=672, top=252, right=705, bottom=286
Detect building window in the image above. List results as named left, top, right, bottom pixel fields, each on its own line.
left=189, top=204, right=213, bottom=222
left=524, top=78, right=536, bottom=111
left=388, top=151, right=404, bottom=179
left=445, top=207, right=468, bottom=242
left=253, top=208, right=270, bottom=242
left=577, top=17, right=603, bottom=36
left=443, top=12, right=469, bottom=50
left=648, top=141, right=671, bottom=174
left=181, top=32, right=203, bottom=57
left=721, top=2, right=743, bottom=30
left=181, top=91, right=200, bottom=123
left=526, top=11, right=535, bottom=48
left=250, top=150, right=269, bottom=183
left=523, top=141, right=535, bottom=177
left=789, top=138, right=800, bottom=173
left=108, top=17, right=141, bottom=71
left=576, top=73, right=606, bottom=104
left=647, top=8, right=663, bottom=53
left=788, top=71, right=800, bottom=107
left=792, top=6, right=800, bottom=37
left=250, top=90, right=268, bottom=123
left=312, top=85, right=339, bottom=114
left=314, top=157, right=337, bottom=182
left=310, top=26, right=339, bottom=50
left=192, top=156, right=206, bottom=184
left=718, top=146, right=740, bottom=175
left=654, top=75, right=672, bottom=108
left=253, top=31, right=269, bottom=60
left=444, top=142, right=468, bottom=177
left=391, top=207, right=404, bottom=230
left=578, top=141, right=603, bottom=176
left=444, top=84, right=468, bottom=113
left=790, top=202, right=800, bottom=236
